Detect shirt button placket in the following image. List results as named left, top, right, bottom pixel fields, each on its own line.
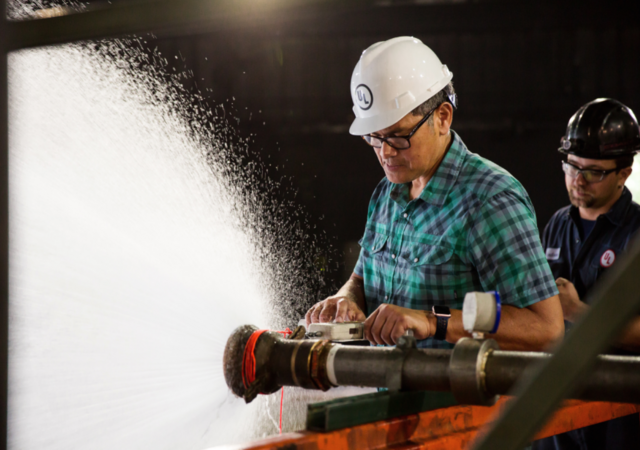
left=389, top=210, right=410, bottom=307
left=387, top=217, right=398, bottom=305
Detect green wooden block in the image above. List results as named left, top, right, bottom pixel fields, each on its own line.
left=306, top=390, right=458, bottom=432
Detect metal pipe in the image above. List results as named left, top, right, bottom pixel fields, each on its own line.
left=398, top=348, right=452, bottom=391
left=331, top=346, right=450, bottom=391
left=223, top=326, right=640, bottom=406
left=485, top=351, right=640, bottom=404
left=223, top=327, right=451, bottom=403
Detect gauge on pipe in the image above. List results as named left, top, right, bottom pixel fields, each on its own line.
left=462, top=291, right=501, bottom=338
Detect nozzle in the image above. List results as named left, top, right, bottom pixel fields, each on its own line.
left=222, top=324, right=259, bottom=399
left=222, top=324, right=284, bottom=403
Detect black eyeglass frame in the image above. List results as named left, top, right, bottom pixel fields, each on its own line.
left=561, top=160, right=619, bottom=184
left=362, top=105, right=439, bottom=150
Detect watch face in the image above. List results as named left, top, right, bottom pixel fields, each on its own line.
left=432, top=306, right=451, bottom=317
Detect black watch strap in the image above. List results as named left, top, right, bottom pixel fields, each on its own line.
left=434, top=315, right=449, bottom=340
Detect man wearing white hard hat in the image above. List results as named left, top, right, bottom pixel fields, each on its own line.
left=306, top=37, right=563, bottom=351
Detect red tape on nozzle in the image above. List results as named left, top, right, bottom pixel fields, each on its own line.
left=241, top=328, right=292, bottom=390
left=242, top=329, right=268, bottom=389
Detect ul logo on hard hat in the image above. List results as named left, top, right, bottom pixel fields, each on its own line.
left=355, top=84, right=373, bottom=111
left=600, top=249, right=616, bottom=268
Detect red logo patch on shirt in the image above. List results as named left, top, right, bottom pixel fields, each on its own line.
left=600, top=249, right=616, bottom=268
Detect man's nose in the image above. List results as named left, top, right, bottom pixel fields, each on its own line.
left=381, top=141, right=398, bottom=159
left=573, top=172, right=587, bottom=186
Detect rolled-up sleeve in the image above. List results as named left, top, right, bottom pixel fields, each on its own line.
left=354, top=242, right=366, bottom=278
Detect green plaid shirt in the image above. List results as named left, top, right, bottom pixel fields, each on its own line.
left=354, top=131, right=558, bottom=348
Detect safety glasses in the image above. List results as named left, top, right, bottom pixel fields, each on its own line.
left=561, top=161, right=618, bottom=184
left=362, top=106, right=438, bottom=150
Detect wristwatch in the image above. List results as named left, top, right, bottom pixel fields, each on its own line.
left=432, top=305, right=451, bottom=340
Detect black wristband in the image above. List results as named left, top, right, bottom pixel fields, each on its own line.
left=434, top=315, right=449, bottom=340
left=432, top=305, right=451, bottom=341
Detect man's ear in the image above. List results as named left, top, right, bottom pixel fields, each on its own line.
left=618, top=166, right=633, bottom=185
left=435, top=102, right=453, bottom=136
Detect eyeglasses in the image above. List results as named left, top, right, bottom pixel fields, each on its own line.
left=561, top=161, right=618, bottom=184
left=362, top=106, right=438, bottom=150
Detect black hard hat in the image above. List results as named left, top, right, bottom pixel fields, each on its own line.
left=559, top=98, right=640, bottom=159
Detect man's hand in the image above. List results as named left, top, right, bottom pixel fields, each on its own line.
left=305, top=295, right=366, bottom=326
left=364, top=304, right=436, bottom=345
left=556, top=277, right=587, bottom=322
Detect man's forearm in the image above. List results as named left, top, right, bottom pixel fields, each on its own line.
left=336, top=274, right=366, bottom=312
left=444, top=296, right=564, bottom=351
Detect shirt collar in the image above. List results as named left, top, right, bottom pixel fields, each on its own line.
left=389, top=130, right=466, bottom=208
left=567, top=186, right=632, bottom=226
left=602, top=186, right=632, bottom=225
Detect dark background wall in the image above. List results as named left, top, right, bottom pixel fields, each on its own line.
left=149, top=0, right=640, bottom=294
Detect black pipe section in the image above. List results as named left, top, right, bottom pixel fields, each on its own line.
left=332, top=346, right=451, bottom=391
left=485, top=351, right=640, bottom=404
left=224, top=325, right=640, bottom=405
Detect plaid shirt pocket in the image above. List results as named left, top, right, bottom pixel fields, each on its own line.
left=359, top=227, right=388, bottom=256
left=400, top=243, right=471, bottom=311
left=409, top=243, right=454, bottom=267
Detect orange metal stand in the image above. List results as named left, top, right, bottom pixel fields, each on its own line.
left=230, top=399, right=640, bottom=450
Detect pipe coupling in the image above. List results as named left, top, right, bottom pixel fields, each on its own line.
left=449, top=337, right=499, bottom=406
left=309, top=339, right=335, bottom=391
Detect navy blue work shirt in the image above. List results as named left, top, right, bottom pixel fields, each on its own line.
left=541, top=187, right=640, bottom=302
left=534, top=186, right=640, bottom=450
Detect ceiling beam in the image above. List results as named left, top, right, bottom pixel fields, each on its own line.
left=6, top=0, right=639, bottom=52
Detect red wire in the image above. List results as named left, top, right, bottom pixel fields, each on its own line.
left=277, top=328, right=293, bottom=338
left=279, top=387, right=285, bottom=434
left=242, top=328, right=293, bottom=434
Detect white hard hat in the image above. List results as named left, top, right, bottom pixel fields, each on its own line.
left=349, top=36, right=454, bottom=136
